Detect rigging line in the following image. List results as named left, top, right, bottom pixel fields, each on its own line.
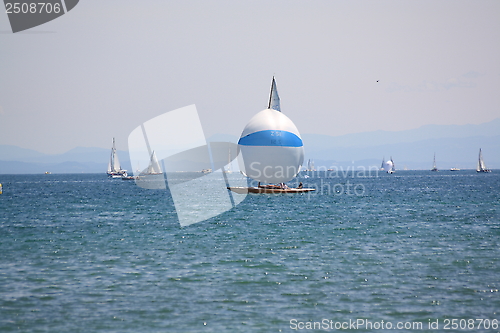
left=140, top=124, right=152, bottom=157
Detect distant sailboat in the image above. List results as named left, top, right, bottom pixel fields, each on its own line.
left=107, top=138, right=127, bottom=178
left=476, top=148, right=491, bottom=173
left=431, top=153, right=438, bottom=171
left=307, top=159, right=316, bottom=172
left=224, top=144, right=232, bottom=174
left=384, top=157, right=395, bottom=174
left=380, top=156, right=385, bottom=171
left=228, top=77, right=314, bottom=194
left=145, top=150, right=162, bottom=175
left=125, top=150, right=163, bottom=181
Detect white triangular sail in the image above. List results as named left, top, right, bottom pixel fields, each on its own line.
left=107, top=157, right=112, bottom=173
left=112, top=148, right=121, bottom=172
left=267, top=76, right=281, bottom=112
left=307, top=159, right=315, bottom=171
left=477, top=148, right=490, bottom=172
left=146, top=150, right=162, bottom=174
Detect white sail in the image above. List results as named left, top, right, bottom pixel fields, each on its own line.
left=107, top=138, right=126, bottom=177
left=238, top=77, right=304, bottom=183
left=384, top=157, right=395, bottom=173
left=107, top=139, right=115, bottom=173
left=477, top=148, right=490, bottom=172
left=107, top=158, right=112, bottom=173
left=268, top=76, right=281, bottom=112
left=478, top=149, right=484, bottom=171
left=307, top=159, right=315, bottom=171
left=383, top=160, right=393, bottom=173
left=146, top=150, right=162, bottom=174
left=112, top=148, right=121, bottom=172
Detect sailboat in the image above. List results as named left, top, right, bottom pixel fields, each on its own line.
left=107, top=138, right=128, bottom=178
left=431, top=153, right=438, bottom=171
left=145, top=150, right=162, bottom=175
left=380, top=156, right=385, bottom=171
left=228, top=77, right=314, bottom=194
left=224, top=144, right=232, bottom=174
left=307, top=159, right=316, bottom=171
left=124, top=150, right=162, bottom=180
left=384, top=157, right=395, bottom=173
left=476, top=148, right=491, bottom=173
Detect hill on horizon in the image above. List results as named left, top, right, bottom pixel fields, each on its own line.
left=1, top=118, right=499, bottom=173
left=300, top=118, right=500, bottom=170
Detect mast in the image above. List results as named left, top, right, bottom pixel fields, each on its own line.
left=227, top=145, right=232, bottom=173
left=431, top=153, right=438, bottom=171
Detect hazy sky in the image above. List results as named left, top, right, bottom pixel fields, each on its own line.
left=1, top=0, right=499, bottom=154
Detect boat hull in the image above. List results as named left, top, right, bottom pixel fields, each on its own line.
left=227, top=186, right=315, bottom=194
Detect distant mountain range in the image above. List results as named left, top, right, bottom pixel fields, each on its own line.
left=0, top=146, right=132, bottom=174
left=1, top=118, right=499, bottom=174
left=301, top=118, right=500, bottom=170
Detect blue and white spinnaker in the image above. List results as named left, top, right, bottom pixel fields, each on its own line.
left=238, top=77, right=304, bottom=184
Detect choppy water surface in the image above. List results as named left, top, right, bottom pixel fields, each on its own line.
left=0, top=171, right=499, bottom=332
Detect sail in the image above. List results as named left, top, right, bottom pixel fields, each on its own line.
left=267, top=76, right=281, bottom=112
left=383, top=160, right=393, bottom=173
left=107, top=157, right=112, bottom=173
left=238, top=77, right=303, bottom=183
left=146, top=150, right=162, bottom=174
left=112, top=148, right=121, bottom=172
left=307, top=159, right=315, bottom=171
left=108, top=138, right=122, bottom=173
left=477, top=149, right=482, bottom=171
left=477, top=148, right=490, bottom=172
left=380, top=156, right=385, bottom=170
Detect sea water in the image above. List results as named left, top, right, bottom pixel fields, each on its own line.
left=0, top=171, right=499, bottom=332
